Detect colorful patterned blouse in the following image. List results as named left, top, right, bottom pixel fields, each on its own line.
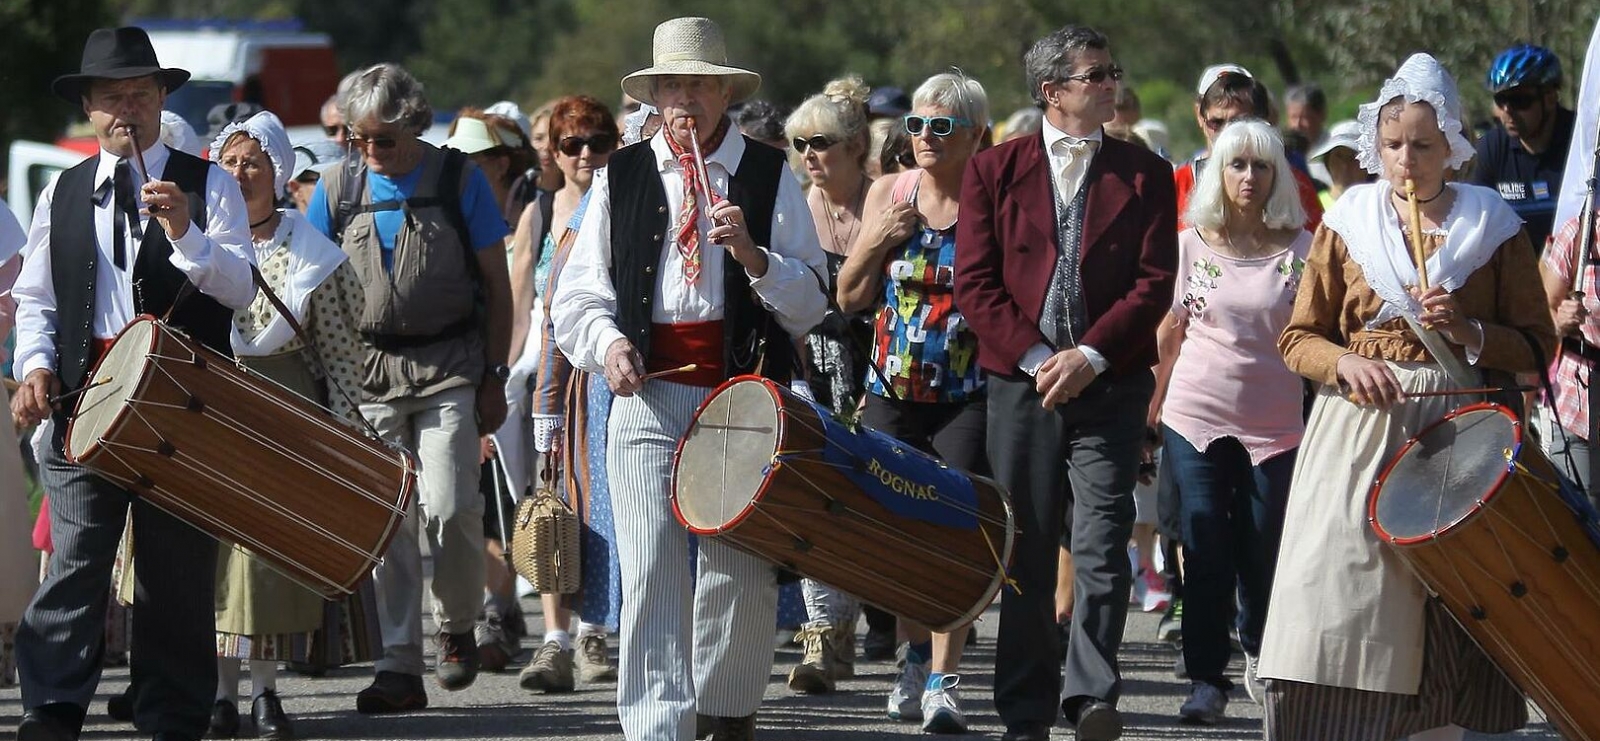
left=866, top=217, right=984, bottom=404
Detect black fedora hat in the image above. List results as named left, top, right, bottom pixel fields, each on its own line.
left=52, top=27, right=190, bottom=102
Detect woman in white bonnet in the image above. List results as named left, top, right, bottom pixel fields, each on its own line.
left=208, top=110, right=368, bottom=739
left=1257, top=54, right=1554, bottom=741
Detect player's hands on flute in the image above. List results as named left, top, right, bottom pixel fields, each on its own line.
left=11, top=369, right=61, bottom=428
left=604, top=338, right=646, bottom=397
left=141, top=180, right=192, bottom=240
left=1336, top=353, right=1404, bottom=409
left=707, top=201, right=769, bottom=278
left=1409, top=285, right=1480, bottom=347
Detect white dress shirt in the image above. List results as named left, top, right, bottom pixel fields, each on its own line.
left=14, top=143, right=256, bottom=379
left=1018, top=120, right=1110, bottom=378
left=552, top=130, right=828, bottom=375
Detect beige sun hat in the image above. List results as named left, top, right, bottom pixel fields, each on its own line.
left=620, top=17, right=761, bottom=107
left=443, top=117, right=508, bottom=155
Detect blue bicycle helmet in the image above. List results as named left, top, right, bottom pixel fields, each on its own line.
left=1487, top=44, right=1562, bottom=93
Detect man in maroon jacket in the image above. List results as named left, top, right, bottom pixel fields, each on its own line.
left=954, top=25, right=1177, bottom=741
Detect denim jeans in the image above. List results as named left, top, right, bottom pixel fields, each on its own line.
left=1163, top=427, right=1295, bottom=688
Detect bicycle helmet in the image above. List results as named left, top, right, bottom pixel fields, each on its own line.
left=1487, top=44, right=1562, bottom=93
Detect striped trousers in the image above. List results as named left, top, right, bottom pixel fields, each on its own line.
left=608, top=381, right=778, bottom=741
left=17, top=423, right=218, bottom=737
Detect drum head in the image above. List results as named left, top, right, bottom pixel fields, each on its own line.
left=1371, top=405, right=1520, bottom=544
left=65, top=319, right=155, bottom=461
left=675, top=378, right=779, bottom=533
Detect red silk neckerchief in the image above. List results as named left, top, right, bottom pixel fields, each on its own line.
left=662, top=116, right=732, bottom=284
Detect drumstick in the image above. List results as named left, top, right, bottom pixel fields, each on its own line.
left=1342, top=384, right=1534, bottom=403
left=1405, top=179, right=1430, bottom=291
left=644, top=364, right=698, bottom=380
left=2, top=376, right=114, bottom=405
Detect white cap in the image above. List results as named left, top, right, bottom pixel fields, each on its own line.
left=1195, top=63, right=1253, bottom=97
left=292, top=139, right=345, bottom=180
left=484, top=101, right=531, bottom=140
left=1309, top=120, right=1360, bottom=161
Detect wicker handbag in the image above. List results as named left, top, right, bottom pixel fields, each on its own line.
left=509, top=453, right=581, bottom=595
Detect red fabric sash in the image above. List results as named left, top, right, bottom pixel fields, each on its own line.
left=648, top=320, right=725, bottom=387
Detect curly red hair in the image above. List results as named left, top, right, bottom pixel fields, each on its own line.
left=547, top=95, right=618, bottom=147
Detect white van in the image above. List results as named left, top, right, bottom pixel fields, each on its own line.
left=7, top=141, right=90, bottom=229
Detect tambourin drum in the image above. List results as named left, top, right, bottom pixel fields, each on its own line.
left=671, top=375, right=1015, bottom=632
left=65, top=317, right=416, bottom=598
left=1369, top=403, right=1600, bottom=741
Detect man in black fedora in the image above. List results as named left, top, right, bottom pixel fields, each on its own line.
left=10, top=26, right=255, bottom=741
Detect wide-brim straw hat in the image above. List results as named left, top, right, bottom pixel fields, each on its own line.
left=620, top=17, right=761, bottom=107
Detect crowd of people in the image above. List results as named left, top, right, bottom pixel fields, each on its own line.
left=0, top=13, right=1596, bottom=741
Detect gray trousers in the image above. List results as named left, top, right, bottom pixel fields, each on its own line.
left=18, top=422, right=218, bottom=738
left=988, top=371, right=1153, bottom=728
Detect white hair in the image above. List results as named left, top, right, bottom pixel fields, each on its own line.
left=1184, top=119, right=1306, bottom=231
left=911, top=72, right=989, bottom=130
left=342, top=63, right=432, bottom=134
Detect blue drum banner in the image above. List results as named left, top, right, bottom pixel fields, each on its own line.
left=804, top=401, right=980, bottom=530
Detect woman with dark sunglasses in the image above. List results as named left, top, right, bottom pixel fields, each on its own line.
left=775, top=75, right=877, bottom=697
left=517, top=94, right=625, bottom=695
left=836, top=71, right=990, bottom=735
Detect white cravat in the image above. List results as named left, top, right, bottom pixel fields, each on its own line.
left=1054, top=138, right=1097, bottom=204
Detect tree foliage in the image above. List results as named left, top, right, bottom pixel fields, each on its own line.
left=0, top=0, right=113, bottom=171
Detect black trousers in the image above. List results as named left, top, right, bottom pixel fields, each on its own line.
left=17, top=422, right=218, bottom=738
left=988, top=370, right=1153, bottom=729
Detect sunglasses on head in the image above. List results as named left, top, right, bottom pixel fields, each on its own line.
left=904, top=115, right=972, bottom=137
left=1493, top=91, right=1541, bottom=111
left=557, top=133, right=618, bottom=156
left=791, top=134, right=837, bottom=153
left=1062, top=66, right=1125, bottom=86
left=347, top=134, right=398, bottom=151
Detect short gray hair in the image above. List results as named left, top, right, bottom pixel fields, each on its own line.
left=341, top=63, right=432, bottom=134
left=911, top=72, right=989, bottom=130
left=1024, top=25, right=1111, bottom=107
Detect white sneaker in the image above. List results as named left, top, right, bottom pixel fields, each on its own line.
left=920, top=674, right=967, bottom=734
left=1244, top=653, right=1264, bottom=705
left=1179, top=680, right=1228, bottom=725
left=887, top=659, right=929, bottom=721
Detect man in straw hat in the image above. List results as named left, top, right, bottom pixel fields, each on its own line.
left=10, top=26, right=256, bottom=741
left=551, top=16, right=827, bottom=741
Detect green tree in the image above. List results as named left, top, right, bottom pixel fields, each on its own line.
left=0, top=0, right=113, bottom=179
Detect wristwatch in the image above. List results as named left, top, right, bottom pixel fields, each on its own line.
left=487, top=363, right=511, bottom=381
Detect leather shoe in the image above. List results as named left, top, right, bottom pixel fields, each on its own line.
left=1070, top=700, right=1122, bottom=741
left=106, top=686, right=136, bottom=723
left=208, top=699, right=240, bottom=738
left=17, top=708, right=79, bottom=741
left=252, top=690, right=294, bottom=740
left=1000, top=722, right=1050, bottom=741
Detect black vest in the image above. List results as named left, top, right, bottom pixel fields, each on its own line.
left=50, top=148, right=233, bottom=392
left=607, top=136, right=795, bottom=381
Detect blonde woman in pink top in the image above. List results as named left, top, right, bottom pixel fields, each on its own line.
left=1147, top=118, right=1309, bottom=725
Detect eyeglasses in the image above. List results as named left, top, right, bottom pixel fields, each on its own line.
left=1062, top=66, right=1125, bottom=86
left=1493, top=91, right=1541, bottom=111
left=904, top=115, right=972, bottom=137
left=557, top=133, right=618, bottom=156
left=791, top=134, right=837, bottom=153
left=347, top=134, right=398, bottom=151
left=1204, top=116, right=1241, bottom=132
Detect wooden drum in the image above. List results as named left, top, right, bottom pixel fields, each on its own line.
left=66, top=317, right=415, bottom=598
left=1369, top=403, right=1600, bottom=741
left=672, top=375, right=1015, bottom=632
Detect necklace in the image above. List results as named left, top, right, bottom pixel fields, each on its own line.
left=1217, top=225, right=1276, bottom=259
left=250, top=213, right=276, bottom=229
left=821, top=174, right=868, bottom=254
left=1415, top=183, right=1447, bottom=204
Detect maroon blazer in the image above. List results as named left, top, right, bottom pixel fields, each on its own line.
left=955, top=132, right=1178, bottom=379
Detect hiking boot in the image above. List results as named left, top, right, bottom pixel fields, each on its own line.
left=920, top=674, right=968, bottom=734
left=355, top=671, right=427, bottom=714
left=434, top=630, right=479, bottom=691
left=829, top=625, right=856, bottom=679
left=475, top=613, right=520, bottom=672
left=576, top=633, right=617, bottom=683
left=518, top=640, right=575, bottom=693
left=786, top=623, right=837, bottom=694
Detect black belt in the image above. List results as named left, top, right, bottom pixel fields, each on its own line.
left=362, top=316, right=477, bottom=352
left=1561, top=336, right=1600, bottom=364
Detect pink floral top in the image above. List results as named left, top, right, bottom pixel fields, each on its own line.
left=1165, top=228, right=1311, bottom=464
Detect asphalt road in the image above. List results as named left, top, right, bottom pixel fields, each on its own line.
left=0, top=593, right=1563, bottom=740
